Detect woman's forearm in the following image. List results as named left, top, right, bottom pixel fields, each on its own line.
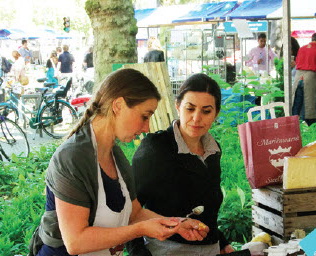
left=64, top=223, right=144, bottom=255
left=130, top=208, right=162, bottom=224
left=57, top=198, right=179, bottom=255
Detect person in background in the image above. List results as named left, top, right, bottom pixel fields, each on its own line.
left=144, top=36, right=165, bottom=63
left=46, top=51, right=59, bottom=84
left=245, top=33, right=277, bottom=75
left=83, top=46, right=94, bottom=70
left=18, top=39, right=32, bottom=64
left=57, top=45, right=75, bottom=79
left=9, top=50, right=26, bottom=102
left=280, top=36, right=300, bottom=73
left=29, top=69, right=209, bottom=256
left=11, top=51, right=26, bottom=81
left=126, top=73, right=234, bottom=256
left=292, top=33, right=316, bottom=126
left=56, top=47, right=62, bottom=57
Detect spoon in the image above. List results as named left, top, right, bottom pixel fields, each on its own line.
left=186, top=205, right=204, bottom=218
left=166, top=206, right=205, bottom=228
left=181, top=205, right=204, bottom=223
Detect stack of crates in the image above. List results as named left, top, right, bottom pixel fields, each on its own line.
left=252, top=185, right=316, bottom=245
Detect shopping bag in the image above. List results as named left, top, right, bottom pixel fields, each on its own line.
left=19, top=75, right=29, bottom=86
left=238, top=115, right=302, bottom=189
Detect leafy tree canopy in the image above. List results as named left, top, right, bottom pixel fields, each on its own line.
left=0, top=0, right=91, bottom=36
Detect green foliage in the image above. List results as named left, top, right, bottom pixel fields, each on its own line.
left=218, top=187, right=252, bottom=243
left=274, top=58, right=284, bottom=83
left=118, top=141, right=138, bottom=164
left=85, top=0, right=101, bottom=15
left=300, top=123, right=316, bottom=146
left=0, top=143, right=59, bottom=255
left=204, top=67, right=316, bottom=243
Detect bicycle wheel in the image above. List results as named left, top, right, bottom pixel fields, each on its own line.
left=39, top=100, right=78, bottom=139
left=0, top=117, right=30, bottom=161
left=0, top=104, right=20, bottom=123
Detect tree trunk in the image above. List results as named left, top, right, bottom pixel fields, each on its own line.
left=85, top=0, right=138, bottom=87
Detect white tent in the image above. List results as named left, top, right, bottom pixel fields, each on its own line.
left=268, top=0, right=316, bottom=18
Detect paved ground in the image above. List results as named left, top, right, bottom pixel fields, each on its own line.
left=23, top=124, right=63, bottom=152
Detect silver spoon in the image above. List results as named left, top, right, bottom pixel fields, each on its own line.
left=186, top=205, right=204, bottom=218
left=181, top=205, right=204, bottom=222
left=166, top=206, right=205, bottom=228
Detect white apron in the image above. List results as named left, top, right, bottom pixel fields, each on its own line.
left=80, top=127, right=132, bottom=255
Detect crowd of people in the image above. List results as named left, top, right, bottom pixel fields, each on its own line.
left=0, top=40, right=94, bottom=98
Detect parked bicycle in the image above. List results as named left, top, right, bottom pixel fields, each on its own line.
left=0, top=77, right=79, bottom=139
left=0, top=115, right=30, bottom=161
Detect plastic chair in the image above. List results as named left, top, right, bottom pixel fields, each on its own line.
left=247, top=102, right=290, bottom=122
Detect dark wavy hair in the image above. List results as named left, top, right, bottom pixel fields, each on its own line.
left=176, top=73, right=221, bottom=114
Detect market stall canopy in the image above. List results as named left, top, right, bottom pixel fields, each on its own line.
left=41, top=29, right=72, bottom=39
left=0, top=29, right=11, bottom=39
left=0, top=28, right=72, bottom=40
left=135, top=0, right=316, bottom=27
left=226, top=0, right=282, bottom=20
left=1, top=28, right=28, bottom=40
left=267, top=0, right=316, bottom=18
left=135, top=8, right=156, bottom=26
left=172, top=1, right=238, bottom=23
left=136, top=4, right=195, bottom=27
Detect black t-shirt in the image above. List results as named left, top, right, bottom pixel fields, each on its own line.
left=144, top=50, right=165, bottom=62
left=84, top=52, right=93, bottom=68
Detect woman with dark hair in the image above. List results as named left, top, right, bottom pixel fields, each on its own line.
left=280, top=36, right=300, bottom=61
left=46, top=51, right=59, bottom=83
left=127, top=73, right=234, bottom=256
left=29, top=69, right=208, bottom=256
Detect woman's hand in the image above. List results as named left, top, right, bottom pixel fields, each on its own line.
left=176, top=218, right=209, bottom=241
left=139, top=217, right=180, bottom=241
left=220, top=244, right=235, bottom=254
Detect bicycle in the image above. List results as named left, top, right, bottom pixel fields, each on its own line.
left=0, top=115, right=30, bottom=161
left=0, top=77, right=79, bottom=139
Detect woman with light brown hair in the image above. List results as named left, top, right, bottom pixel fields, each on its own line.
left=9, top=50, right=28, bottom=99
left=29, top=69, right=209, bottom=256
left=11, top=50, right=26, bottom=83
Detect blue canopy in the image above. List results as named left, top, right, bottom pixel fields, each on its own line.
left=227, top=0, right=282, bottom=20
left=206, top=1, right=238, bottom=21
left=135, top=8, right=156, bottom=26
left=134, top=0, right=314, bottom=27
left=0, top=28, right=71, bottom=40
left=136, top=4, right=194, bottom=27
left=41, top=29, right=72, bottom=39
left=0, top=29, right=11, bottom=39
left=172, top=2, right=238, bottom=23
left=4, top=28, right=28, bottom=39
